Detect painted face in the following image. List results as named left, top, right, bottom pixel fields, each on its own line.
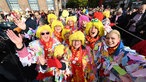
left=89, top=26, right=98, bottom=38
left=67, top=20, right=74, bottom=27
left=72, top=40, right=82, bottom=50
left=40, top=30, right=50, bottom=42
left=105, top=33, right=120, bottom=47
left=54, top=25, right=62, bottom=32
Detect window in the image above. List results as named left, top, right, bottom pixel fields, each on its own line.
left=28, top=0, right=39, bottom=11
left=6, top=0, right=21, bottom=10
left=46, top=0, right=54, bottom=10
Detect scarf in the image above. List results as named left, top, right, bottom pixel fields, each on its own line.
left=65, top=39, right=69, bottom=45
left=70, top=46, right=85, bottom=82
left=40, top=38, right=53, bottom=59
left=54, top=31, right=63, bottom=42
left=107, top=42, right=120, bottom=56
left=86, top=35, right=100, bottom=49
left=71, top=46, right=83, bottom=63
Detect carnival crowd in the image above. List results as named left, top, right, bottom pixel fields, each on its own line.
left=0, top=4, right=146, bottom=82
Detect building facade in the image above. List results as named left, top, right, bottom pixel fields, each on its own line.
left=0, top=0, right=66, bottom=12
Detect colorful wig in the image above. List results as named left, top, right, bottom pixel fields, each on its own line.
left=61, top=28, right=71, bottom=40
left=36, top=25, right=52, bottom=38
left=78, top=15, right=90, bottom=28
left=47, top=14, right=57, bottom=23
left=66, top=16, right=77, bottom=24
left=93, top=12, right=104, bottom=21
left=61, top=10, right=69, bottom=18
left=103, top=9, right=110, bottom=18
left=85, top=19, right=104, bottom=37
left=51, top=20, right=64, bottom=32
left=54, top=44, right=65, bottom=57
left=69, top=31, right=85, bottom=45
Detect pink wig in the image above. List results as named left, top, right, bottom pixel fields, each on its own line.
left=78, top=15, right=90, bottom=29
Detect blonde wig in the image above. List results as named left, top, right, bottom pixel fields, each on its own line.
left=61, top=28, right=71, bottom=40
left=66, top=16, right=77, bottom=24
left=51, top=20, right=64, bottom=32
left=54, top=44, right=65, bottom=57
left=47, top=14, right=57, bottom=23
left=103, top=9, right=110, bottom=18
left=69, top=31, right=85, bottom=46
left=36, top=25, right=52, bottom=38
left=61, top=10, right=69, bottom=18
left=85, top=19, right=104, bottom=37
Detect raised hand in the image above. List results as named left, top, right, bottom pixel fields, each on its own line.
left=6, top=29, right=23, bottom=49
left=13, top=18, right=26, bottom=30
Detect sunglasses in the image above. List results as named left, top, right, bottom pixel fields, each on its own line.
left=41, top=32, right=50, bottom=35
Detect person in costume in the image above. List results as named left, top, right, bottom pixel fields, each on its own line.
left=51, top=20, right=64, bottom=43
left=102, top=9, right=113, bottom=35
left=52, top=44, right=72, bottom=82
left=6, top=25, right=60, bottom=81
left=65, top=16, right=77, bottom=32
left=85, top=19, right=105, bottom=81
left=59, top=9, right=69, bottom=26
left=47, top=14, right=57, bottom=27
left=97, top=30, right=146, bottom=82
left=85, top=19, right=104, bottom=49
left=61, top=28, right=71, bottom=46
left=69, top=31, right=89, bottom=82
left=78, top=14, right=90, bottom=32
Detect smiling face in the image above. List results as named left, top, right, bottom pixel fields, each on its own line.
left=67, top=20, right=74, bottom=27
left=40, top=30, right=50, bottom=42
left=54, top=25, right=62, bottom=33
left=89, top=26, right=98, bottom=38
left=105, top=32, right=120, bottom=48
left=81, top=21, right=88, bottom=28
left=72, top=40, right=82, bottom=50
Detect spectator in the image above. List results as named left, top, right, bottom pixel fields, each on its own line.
left=97, top=30, right=146, bottom=82
left=6, top=25, right=60, bottom=81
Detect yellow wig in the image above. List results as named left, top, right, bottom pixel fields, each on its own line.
left=85, top=19, right=104, bottom=37
left=103, top=10, right=110, bottom=18
left=69, top=31, right=85, bottom=46
left=54, top=44, right=65, bottom=57
left=47, top=14, right=57, bottom=23
left=66, top=16, right=77, bottom=23
left=51, top=20, right=64, bottom=32
left=36, top=25, right=52, bottom=38
left=61, top=10, right=69, bottom=18
left=61, top=28, right=71, bottom=40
